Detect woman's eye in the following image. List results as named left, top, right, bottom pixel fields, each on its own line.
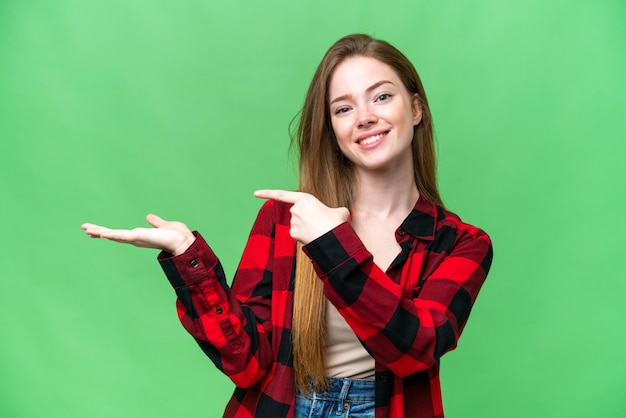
left=334, top=107, right=350, bottom=115
left=376, top=93, right=391, bottom=102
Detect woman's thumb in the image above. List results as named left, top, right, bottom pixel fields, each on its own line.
left=146, top=214, right=165, bottom=228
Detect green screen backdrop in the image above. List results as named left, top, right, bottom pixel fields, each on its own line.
left=1, top=1, right=625, bottom=417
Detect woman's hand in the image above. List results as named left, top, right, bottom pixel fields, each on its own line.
left=254, top=190, right=350, bottom=245
left=81, top=214, right=196, bottom=256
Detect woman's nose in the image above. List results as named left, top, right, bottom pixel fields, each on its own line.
left=356, top=107, right=378, bottom=128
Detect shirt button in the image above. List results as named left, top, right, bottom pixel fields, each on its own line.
left=398, top=230, right=405, bottom=236
left=215, top=306, right=223, bottom=314
left=190, top=259, right=199, bottom=268
left=344, top=402, right=349, bottom=410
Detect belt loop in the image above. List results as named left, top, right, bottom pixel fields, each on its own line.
left=337, top=378, right=352, bottom=414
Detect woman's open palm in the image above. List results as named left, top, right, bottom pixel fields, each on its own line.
left=81, top=214, right=195, bottom=256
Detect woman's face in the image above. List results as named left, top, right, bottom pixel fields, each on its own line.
left=328, top=56, right=421, bottom=175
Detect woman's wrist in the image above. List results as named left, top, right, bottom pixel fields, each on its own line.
left=172, top=232, right=196, bottom=256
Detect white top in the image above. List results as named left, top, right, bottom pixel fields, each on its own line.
left=325, top=302, right=375, bottom=378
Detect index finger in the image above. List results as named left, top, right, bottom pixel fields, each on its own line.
left=254, top=189, right=304, bottom=204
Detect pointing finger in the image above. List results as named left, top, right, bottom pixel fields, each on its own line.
left=254, top=189, right=304, bottom=204
left=81, top=223, right=111, bottom=237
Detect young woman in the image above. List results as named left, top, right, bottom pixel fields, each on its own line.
left=82, top=34, right=493, bottom=418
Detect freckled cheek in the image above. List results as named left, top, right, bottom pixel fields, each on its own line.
left=331, top=120, right=352, bottom=148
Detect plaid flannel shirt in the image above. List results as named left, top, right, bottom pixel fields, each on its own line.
left=158, top=196, right=493, bottom=417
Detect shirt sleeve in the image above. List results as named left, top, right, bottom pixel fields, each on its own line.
left=157, top=202, right=278, bottom=388
left=302, top=221, right=493, bottom=378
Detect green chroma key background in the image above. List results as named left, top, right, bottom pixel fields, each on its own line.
left=1, top=1, right=624, bottom=417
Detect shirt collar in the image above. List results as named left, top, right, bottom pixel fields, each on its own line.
left=400, top=194, right=439, bottom=240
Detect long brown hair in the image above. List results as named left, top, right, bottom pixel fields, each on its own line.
left=292, top=34, right=442, bottom=393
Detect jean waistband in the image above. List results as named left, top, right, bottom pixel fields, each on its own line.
left=300, top=377, right=375, bottom=402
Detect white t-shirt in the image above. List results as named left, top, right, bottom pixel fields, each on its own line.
left=325, top=302, right=375, bottom=378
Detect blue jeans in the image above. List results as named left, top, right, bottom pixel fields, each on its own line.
left=294, top=377, right=375, bottom=418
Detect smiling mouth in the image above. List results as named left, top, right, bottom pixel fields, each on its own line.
left=358, top=131, right=388, bottom=145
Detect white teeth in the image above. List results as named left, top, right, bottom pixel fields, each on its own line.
left=358, top=132, right=385, bottom=145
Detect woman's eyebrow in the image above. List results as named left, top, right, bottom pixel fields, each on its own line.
left=329, top=80, right=394, bottom=105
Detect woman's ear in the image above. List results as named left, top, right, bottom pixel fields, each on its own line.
left=412, top=94, right=422, bottom=126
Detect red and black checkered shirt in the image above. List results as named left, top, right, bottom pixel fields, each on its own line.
left=158, top=195, right=492, bottom=417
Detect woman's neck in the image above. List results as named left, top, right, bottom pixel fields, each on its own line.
left=351, top=167, right=419, bottom=220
